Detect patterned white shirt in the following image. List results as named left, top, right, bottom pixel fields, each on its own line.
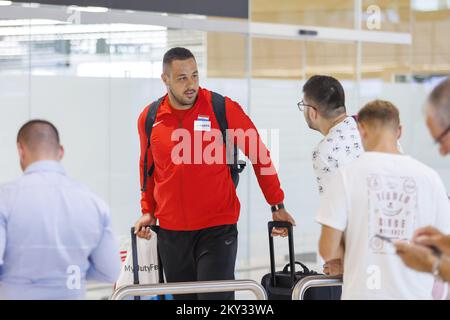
left=312, top=116, right=363, bottom=196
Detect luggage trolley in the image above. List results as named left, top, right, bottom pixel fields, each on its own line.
left=110, top=280, right=268, bottom=300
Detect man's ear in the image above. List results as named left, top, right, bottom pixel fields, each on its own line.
left=309, top=107, right=318, bottom=121
left=161, top=72, right=169, bottom=86
left=17, top=142, right=25, bottom=158
left=397, top=125, right=403, bottom=140
left=357, top=122, right=367, bottom=139
left=58, top=145, right=65, bottom=161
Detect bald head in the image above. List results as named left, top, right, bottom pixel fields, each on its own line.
left=17, top=120, right=62, bottom=166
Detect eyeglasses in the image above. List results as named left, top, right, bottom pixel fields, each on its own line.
left=297, top=99, right=317, bottom=112
left=434, top=124, right=450, bottom=145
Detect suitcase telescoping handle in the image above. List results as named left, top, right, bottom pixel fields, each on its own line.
left=268, top=221, right=296, bottom=287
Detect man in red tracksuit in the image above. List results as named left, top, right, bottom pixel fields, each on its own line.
left=134, top=47, right=296, bottom=300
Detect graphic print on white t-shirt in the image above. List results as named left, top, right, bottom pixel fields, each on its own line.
left=312, top=117, right=363, bottom=195
left=367, top=174, right=417, bottom=255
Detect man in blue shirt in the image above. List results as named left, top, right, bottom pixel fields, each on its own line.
left=0, top=120, right=121, bottom=299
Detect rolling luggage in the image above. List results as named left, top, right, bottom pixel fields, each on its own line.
left=261, top=221, right=342, bottom=300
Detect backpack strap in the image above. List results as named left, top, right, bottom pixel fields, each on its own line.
left=211, top=91, right=246, bottom=187
left=211, top=91, right=231, bottom=154
left=141, top=97, right=164, bottom=192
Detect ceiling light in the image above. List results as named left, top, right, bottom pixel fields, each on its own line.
left=67, top=6, right=109, bottom=13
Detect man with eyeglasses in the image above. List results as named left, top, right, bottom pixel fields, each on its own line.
left=299, top=75, right=363, bottom=276
left=395, top=78, right=450, bottom=288
left=300, top=75, right=363, bottom=198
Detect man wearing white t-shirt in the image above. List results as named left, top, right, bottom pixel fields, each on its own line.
left=317, top=100, right=450, bottom=300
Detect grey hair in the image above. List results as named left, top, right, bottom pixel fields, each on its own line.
left=427, top=78, right=450, bottom=129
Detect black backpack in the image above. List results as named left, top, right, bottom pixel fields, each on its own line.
left=141, top=91, right=246, bottom=192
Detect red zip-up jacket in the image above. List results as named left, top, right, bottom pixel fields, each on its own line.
left=138, top=87, right=284, bottom=231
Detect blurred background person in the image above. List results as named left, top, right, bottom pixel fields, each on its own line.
left=0, top=120, right=121, bottom=300
left=396, top=78, right=450, bottom=289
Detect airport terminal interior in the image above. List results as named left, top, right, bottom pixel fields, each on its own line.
left=0, top=0, right=450, bottom=300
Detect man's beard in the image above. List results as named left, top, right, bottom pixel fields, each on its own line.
left=169, top=86, right=198, bottom=107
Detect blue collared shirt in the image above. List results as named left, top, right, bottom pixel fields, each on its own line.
left=0, top=160, right=121, bottom=299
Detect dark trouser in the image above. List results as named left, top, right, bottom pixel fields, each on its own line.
left=157, top=224, right=238, bottom=300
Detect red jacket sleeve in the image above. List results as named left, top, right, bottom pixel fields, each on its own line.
left=225, top=97, right=285, bottom=206
left=138, top=105, right=156, bottom=215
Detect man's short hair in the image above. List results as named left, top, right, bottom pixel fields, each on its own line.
left=163, top=47, right=196, bottom=72
left=17, top=119, right=60, bottom=153
left=428, top=77, right=450, bottom=129
left=358, top=100, right=400, bottom=129
left=302, top=75, right=346, bottom=119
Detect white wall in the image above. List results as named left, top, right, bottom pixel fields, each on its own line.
left=0, top=75, right=446, bottom=276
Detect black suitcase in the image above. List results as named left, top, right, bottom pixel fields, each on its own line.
left=261, top=221, right=342, bottom=300
left=130, top=225, right=166, bottom=300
